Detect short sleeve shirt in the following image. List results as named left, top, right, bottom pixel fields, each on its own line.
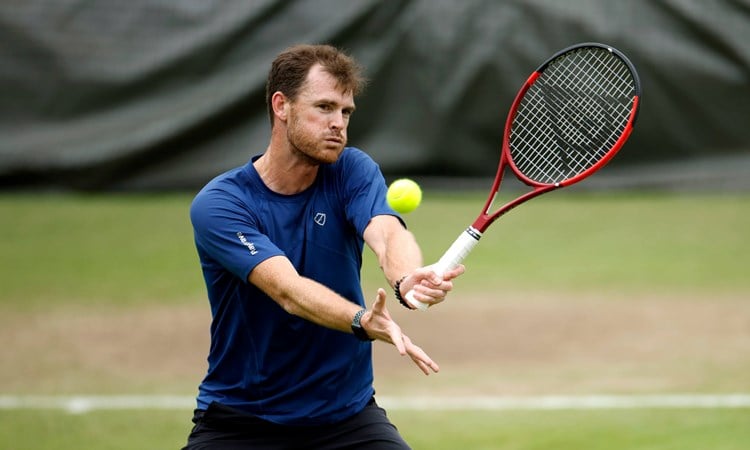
left=189, top=147, right=398, bottom=425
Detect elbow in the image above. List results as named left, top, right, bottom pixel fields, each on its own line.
left=269, top=279, right=313, bottom=318
left=272, top=286, right=301, bottom=315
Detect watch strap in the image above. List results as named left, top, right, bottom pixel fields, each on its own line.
left=351, top=308, right=373, bottom=341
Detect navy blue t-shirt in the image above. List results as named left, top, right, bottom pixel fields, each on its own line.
left=189, top=147, right=399, bottom=425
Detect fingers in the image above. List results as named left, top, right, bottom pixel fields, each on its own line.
left=402, top=334, right=439, bottom=375
left=367, top=287, right=439, bottom=374
left=420, top=279, right=452, bottom=296
left=442, top=264, right=465, bottom=280
left=405, top=264, right=465, bottom=307
left=368, top=288, right=407, bottom=353
left=372, top=288, right=387, bottom=312
left=392, top=332, right=407, bottom=355
left=417, top=264, right=465, bottom=292
left=407, top=279, right=453, bottom=305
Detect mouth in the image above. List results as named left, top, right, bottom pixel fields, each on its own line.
left=325, top=136, right=343, bottom=145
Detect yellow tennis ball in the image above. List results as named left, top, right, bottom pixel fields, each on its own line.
left=387, top=178, right=422, bottom=214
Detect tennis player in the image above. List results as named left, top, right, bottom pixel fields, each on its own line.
left=182, top=44, right=464, bottom=449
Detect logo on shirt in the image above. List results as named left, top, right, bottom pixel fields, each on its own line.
left=236, top=232, right=258, bottom=255
left=314, top=212, right=327, bottom=226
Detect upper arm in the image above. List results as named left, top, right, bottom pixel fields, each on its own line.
left=191, top=187, right=285, bottom=283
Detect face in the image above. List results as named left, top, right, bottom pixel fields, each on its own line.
left=283, top=65, right=356, bottom=164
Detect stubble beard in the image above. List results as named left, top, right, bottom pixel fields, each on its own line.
left=286, top=114, right=345, bottom=166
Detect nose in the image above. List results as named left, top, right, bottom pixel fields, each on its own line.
left=330, top=110, right=346, bottom=130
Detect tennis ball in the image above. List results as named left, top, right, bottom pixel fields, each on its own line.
left=387, top=178, right=422, bottom=214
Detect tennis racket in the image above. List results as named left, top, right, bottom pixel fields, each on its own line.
left=406, top=42, right=642, bottom=310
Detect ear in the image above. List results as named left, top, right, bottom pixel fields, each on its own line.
left=271, top=92, right=289, bottom=122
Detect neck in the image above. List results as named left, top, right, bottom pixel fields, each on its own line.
left=254, top=146, right=319, bottom=195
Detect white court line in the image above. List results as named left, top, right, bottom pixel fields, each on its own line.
left=378, top=394, right=750, bottom=410
left=0, top=395, right=194, bottom=414
left=2, top=394, right=750, bottom=414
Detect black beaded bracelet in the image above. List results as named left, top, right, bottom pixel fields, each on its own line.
left=394, top=276, right=413, bottom=309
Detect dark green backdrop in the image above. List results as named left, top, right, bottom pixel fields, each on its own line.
left=1, top=0, right=749, bottom=190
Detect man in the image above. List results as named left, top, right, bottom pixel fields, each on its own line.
left=183, top=44, right=463, bottom=449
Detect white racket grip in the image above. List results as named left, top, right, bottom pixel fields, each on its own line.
left=405, top=227, right=482, bottom=310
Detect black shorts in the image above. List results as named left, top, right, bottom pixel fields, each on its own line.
left=182, top=398, right=411, bottom=450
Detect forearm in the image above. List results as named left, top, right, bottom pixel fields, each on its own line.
left=280, top=277, right=361, bottom=333
left=249, top=256, right=359, bottom=333
left=378, top=228, right=423, bottom=286
left=364, top=215, right=424, bottom=287
left=365, top=215, right=464, bottom=309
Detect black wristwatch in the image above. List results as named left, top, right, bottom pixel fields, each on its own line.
left=351, top=308, right=373, bottom=341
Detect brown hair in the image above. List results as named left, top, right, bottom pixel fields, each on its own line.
left=265, top=44, right=367, bottom=124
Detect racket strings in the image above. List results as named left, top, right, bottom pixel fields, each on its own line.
left=510, top=47, right=637, bottom=184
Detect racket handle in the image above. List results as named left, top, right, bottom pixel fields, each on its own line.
left=405, top=227, right=482, bottom=310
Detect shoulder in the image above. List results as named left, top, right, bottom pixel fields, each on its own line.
left=192, top=167, right=243, bottom=204
left=190, top=165, right=257, bottom=226
left=331, top=147, right=379, bottom=175
left=340, top=146, right=374, bottom=163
